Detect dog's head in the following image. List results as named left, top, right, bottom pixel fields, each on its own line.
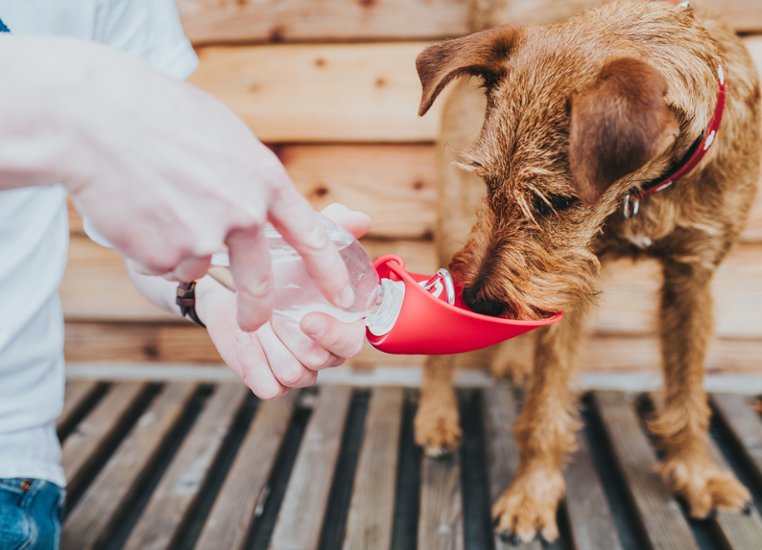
left=417, top=22, right=680, bottom=319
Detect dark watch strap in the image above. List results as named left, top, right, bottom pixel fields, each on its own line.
left=176, top=281, right=206, bottom=328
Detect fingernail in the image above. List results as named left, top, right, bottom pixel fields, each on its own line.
left=338, top=286, right=355, bottom=309
left=302, top=317, right=325, bottom=339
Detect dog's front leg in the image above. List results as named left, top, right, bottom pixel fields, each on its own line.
left=492, top=310, right=584, bottom=543
left=414, top=355, right=462, bottom=456
left=650, top=260, right=751, bottom=518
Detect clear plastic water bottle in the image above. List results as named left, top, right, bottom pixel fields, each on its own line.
left=212, top=215, right=383, bottom=324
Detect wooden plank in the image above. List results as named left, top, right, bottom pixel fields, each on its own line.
left=58, top=379, right=101, bottom=435
left=269, top=386, right=352, bottom=550
left=701, top=417, right=762, bottom=549
left=177, top=0, right=469, bottom=45
left=711, top=393, right=762, bottom=487
left=565, top=435, right=623, bottom=550
left=62, top=233, right=762, bottom=337
left=592, top=391, right=697, bottom=550
left=482, top=383, right=542, bottom=550
left=62, top=317, right=762, bottom=374
left=418, top=454, right=464, bottom=550
left=61, top=382, right=148, bottom=495
left=62, top=382, right=197, bottom=549
left=124, top=383, right=249, bottom=550
left=68, top=145, right=437, bottom=241
left=61, top=235, right=435, bottom=322
left=188, top=37, right=762, bottom=143
left=196, top=393, right=296, bottom=550
left=343, top=388, right=403, bottom=550
left=67, top=140, right=760, bottom=245
left=176, top=0, right=762, bottom=44
left=188, top=42, right=440, bottom=143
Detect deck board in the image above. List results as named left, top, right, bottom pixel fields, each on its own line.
left=592, top=391, right=698, bottom=550
left=57, top=380, right=102, bottom=437
left=343, top=388, right=404, bottom=550
left=565, top=434, right=624, bottom=550
left=196, top=393, right=296, bottom=550
left=124, top=383, right=248, bottom=550
left=269, top=386, right=352, bottom=550
left=482, top=384, right=543, bottom=550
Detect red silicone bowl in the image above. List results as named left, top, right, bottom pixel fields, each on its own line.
left=366, top=255, right=563, bottom=355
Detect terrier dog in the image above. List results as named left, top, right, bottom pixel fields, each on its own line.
left=414, top=0, right=760, bottom=542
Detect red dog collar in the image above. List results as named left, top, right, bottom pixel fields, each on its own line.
left=622, top=64, right=726, bottom=218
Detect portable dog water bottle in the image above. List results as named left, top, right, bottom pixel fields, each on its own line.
left=364, top=255, right=563, bottom=355
left=207, top=217, right=562, bottom=355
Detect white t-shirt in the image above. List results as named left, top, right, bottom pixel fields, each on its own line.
left=0, top=1, right=197, bottom=487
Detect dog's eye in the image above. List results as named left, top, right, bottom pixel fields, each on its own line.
left=533, top=194, right=579, bottom=217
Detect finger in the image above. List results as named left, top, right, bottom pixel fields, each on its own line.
left=257, top=322, right=317, bottom=388
left=226, top=226, right=275, bottom=332
left=162, top=255, right=212, bottom=282
left=268, top=187, right=354, bottom=309
left=320, top=203, right=371, bottom=239
left=271, top=316, right=335, bottom=372
left=127, top=258, right=159, bottom=276
left=300, top=312, right=365, bottom=359
left=234, top=330, right=288, bottom=400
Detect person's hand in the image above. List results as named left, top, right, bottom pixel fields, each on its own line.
left=196, top=204, right=371, bottom=398
left=47, top=38, right=352, bottom=332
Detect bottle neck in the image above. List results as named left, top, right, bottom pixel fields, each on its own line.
left=365, top=278, right=405, bottom=336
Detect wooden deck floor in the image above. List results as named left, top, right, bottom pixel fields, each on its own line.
left=57, top=380, right=762, bottom=550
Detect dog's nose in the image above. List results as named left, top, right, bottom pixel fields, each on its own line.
left=462, top=286, right=506, bottom=317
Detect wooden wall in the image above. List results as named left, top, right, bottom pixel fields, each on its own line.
left=63, top=0, right=762, bottom=373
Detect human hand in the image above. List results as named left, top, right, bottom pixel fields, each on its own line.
left=54, top=38, right=351, bottom=332
left=196, top=204, right=371, bottom=398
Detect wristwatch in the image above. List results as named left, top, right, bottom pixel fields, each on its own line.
left=176, top=281, right=206, bottom=328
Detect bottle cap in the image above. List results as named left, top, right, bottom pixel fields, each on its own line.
left=366, top=255, right=563, bottom=355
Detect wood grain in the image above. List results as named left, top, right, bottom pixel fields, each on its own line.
left=175, top=0, right=762, bottom=44
left=61, top=383, right=148, bottom=497
left=124, top=384, right=248, bottom=550
left=189, top=42, right=440, bottom=143
left=592, top=391, right=697, bottom=550
left=481, top=383, right=543, bottom=550
left=565, top=435, right=623, bottom=550
left=187, top=37, right=762, bottom=143
left=177, top=0, right=469, bottom=45
left=62, top=234, right=762, bottom=338
left=418, top=453, right=465, bottom=550
left=343, top=388, right=404, bottom=550
left=711, top=393, right=762, bottom=487
left=62, top=383, right=197, bottom=549
left=62, top=318, right=762, bottom=374
left=269, top=386, right=352, bottom=550
left=58, top=380, right=102, bottom=436
left=196, top=393, right=296, bottom=550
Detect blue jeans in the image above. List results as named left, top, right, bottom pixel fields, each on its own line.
left=0, top=479, right=65, bottom=550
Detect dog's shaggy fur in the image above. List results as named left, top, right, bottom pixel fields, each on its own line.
left=414, top=0, right=760, bottom=542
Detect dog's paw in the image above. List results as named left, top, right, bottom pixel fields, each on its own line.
left=660, top=453, right=752, bottom=518
left=414, top=399, right=462, bottom=457
left=492, top=467, right=565, bottom=543
left=489, top=358, right=531, bottom=382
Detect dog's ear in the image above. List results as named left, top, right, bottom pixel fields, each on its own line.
left=569, top=57, right=679, bottom=204
left=416, top=26, right=519, bottom=116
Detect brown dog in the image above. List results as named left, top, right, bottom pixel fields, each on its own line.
left=414, top=0, right=760, bottom=542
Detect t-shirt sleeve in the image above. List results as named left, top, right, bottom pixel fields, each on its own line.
left=83, top=0, right=198, bottom=248
left=92, top=0, right=198, bottom=79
